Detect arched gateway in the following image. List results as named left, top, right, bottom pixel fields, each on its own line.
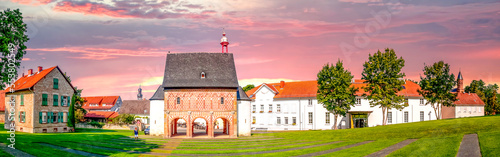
left=159, top=52, right=249, bottom=138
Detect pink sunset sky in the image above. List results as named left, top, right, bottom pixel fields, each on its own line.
left=2, top=0, right=500, bottom=100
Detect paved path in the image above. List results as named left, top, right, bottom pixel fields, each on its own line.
left=0, top=143, right=35, bottom=157
left=457, top=134, right=481, bottom=157
left=162, top=141, right=316, bottom=151
left=142, top=141, right=342, bottom=156
left=295, top=141, right=373, bottom=157
left=37, top=143, right=106, bottom=157
left=365, top=139, right=417, bottom=157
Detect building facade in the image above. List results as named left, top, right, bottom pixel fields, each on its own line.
left=119, top=100, right=150, bottom=124
left=246, top=80, right=439, bottom=130
left=81, top=96, right=122, bottom=122
left=4, top=66, right=75, bottom=133
left=442, top=72, right=485, bottom=119
left=149, top=52, right=251, bottom=138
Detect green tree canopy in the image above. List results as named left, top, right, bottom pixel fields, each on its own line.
left=242, top=84, right=255, bottom=92
left=418, top=61, right=457, bottom=119
left=317, top=60, right=357, bottom=130
left=361, top=48, right=406, bottom=125
left=1, top=8, right=29, bottom=90
left=465, top=80, right=499, bottom=115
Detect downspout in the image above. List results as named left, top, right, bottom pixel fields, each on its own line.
left=298, top=98, right=301, bottom=130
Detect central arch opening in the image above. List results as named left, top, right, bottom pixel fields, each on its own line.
left=214, top=117, right=229, bottom=137
left=192, top=118, right=208, bottom=138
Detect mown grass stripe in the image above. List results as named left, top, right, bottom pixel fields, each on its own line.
left=37, top=143, right=106, bottom=157
left=365, top=139, right=417, bottom=157
left=295, top=141, right=373, bottom=157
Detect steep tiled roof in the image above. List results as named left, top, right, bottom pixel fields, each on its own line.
left=162, top=53, right=239, bottom=88
left=82, top=96, right=120, bottom=110
left=119, top=100, right=150, bottom=115
left=454, top=92, right=485, bottom=106
left=84, top=111, right=119, bottom=119
left=247, top=80, right=422, bottom=99
left=237, top=86, right=251, bottom=101
left=5, top=66, right=75, bottom=93
left=149, top=85, right=164, bottom=100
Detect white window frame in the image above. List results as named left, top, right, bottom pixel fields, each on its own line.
left=308, top=112, right=313, bottom=124
left=325, top=112, right=330, bottom=124
left=404, top=111, right=409, bottom=123
left=260, top=105, right=264, bottom=112
left=355, top=98, right=361, bottom=106
left=284, top=117, right=288, bottom=124
left=420, top=111, right=424, bottom=121
left=269, top=104, right=273, bottom=112
left=277, top=104, right=281, bottom=112
left=277, top=117, right=281, bottom=125
left=387, top=112, right=392, bottom=123
left=42, top=112, right=47, bottom=123
left=419, top=99, right=424, bottom=105
left=252, top=105, right=256, bottom=112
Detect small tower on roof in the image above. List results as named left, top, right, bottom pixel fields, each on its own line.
left=137, top=85, right=143, bottom=100
left=457, top=70, right=464, bottom=93
left=220, top=29, right=229, bottom=53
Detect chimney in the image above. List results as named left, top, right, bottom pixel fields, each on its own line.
left=280, top=81, right=285, bottom=89
left=28, top=69, right=33, bottom=75
left=22, top=73, right=24, bottom=77
left=38, top=66, right=43, bottom=72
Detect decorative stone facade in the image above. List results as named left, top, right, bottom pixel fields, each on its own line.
left=164, top=88, right=238, bottom=138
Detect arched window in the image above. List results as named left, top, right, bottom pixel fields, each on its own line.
left=177, top=97, right=180, bottom=104
left=220, top=97, right=224, bottom=104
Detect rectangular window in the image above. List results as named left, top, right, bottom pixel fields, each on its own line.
left=387, top=112, right=392, bottom=123
left=419, top=99, right=424, bottom=105
left=63, top=112, right=68, bottom=123
left=277, top=104, right=281, bottom=112
left=269, top=104, right=273, bottom=113
left=252, top=105, right=256, bottom=112
left=53, top=78, right=59, bottom=89
left=42, top=94, right=48, bottom=106
left=420, top=111, right=424, bottom=121
left=20, top=94, right=24, bottom=106
left=42, top=112, right=47, bottom=123
left=53, top=112, right=58, bottom=123
left=53, top=94, right=59, bottom=106
left=260, top=105, right=264, bottom=112
left=308, top=99, right=313, bottom=106
left=325, top=112, right=330, bottom=124
left=19, top=111, right=25, bottom=123
left=308, top=112, right=313, bottom=124
left=404, top=111, right=408, bottom=123
left=355, top=98, right=361, bottom=106
left=252, top=116, right=256, bottom=124
left=61, top=96, right=65, bottom=106
left=285, top=117, right=289, bottom=124
left=292, top=117, right=296, bottom=125
left=277, top=117, right=281, bottom=125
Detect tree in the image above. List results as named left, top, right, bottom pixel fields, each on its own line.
left=68, top=87, right=85, bottom=127
left=418, top=61, right=457, bottom=120
left=68, top=94, right=76, bottom=128
left=317, top=60, right=357, bottom=130
left=109, top=114, right=135, bottom=125
left=361, top=48, right=406, bottom=125
left=242, top=84, right=255, bottom=92
left=0, top=8, right=29, bottom=90
left=465, top=80, right=499, bottom=115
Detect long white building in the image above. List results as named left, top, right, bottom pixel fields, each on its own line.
left=247, top=80, right=445, bottom=130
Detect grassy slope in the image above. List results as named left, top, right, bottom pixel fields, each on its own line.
left=0, top=116, right=497, bottom=156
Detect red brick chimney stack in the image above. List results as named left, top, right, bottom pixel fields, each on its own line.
left=38, top=66, right=43, bottom=72
left=280, top=81, right=285, bottom=89
left=28, top=69, right=33, bottom=75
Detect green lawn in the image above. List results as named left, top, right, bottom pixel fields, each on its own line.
left=0, top=115, right=498, bottom=156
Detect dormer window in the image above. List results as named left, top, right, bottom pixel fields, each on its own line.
left=201, top=72, right=206, bottom=79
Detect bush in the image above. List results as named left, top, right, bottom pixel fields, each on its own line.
left=89, top=121, right=105, bottom=128
left=109, top=114, right=135, bottom=125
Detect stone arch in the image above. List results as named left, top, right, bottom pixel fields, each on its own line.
left=191, top=116, right=209, bottom=137
left=169, top=117, right=187, bottom=137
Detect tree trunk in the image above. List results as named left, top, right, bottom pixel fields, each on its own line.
left=433, top=103, right=440, bottom=120
left=382, top=107, right=387, bottom=125
left=333, top=114, right=338, bottom=130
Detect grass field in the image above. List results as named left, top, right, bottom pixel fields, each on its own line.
left=0, top=115, right=499, bottom=157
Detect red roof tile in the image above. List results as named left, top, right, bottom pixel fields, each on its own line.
left=454, top=92, right=485, bottom=106
left=5, top=66, right=75, bottom=93
left=84, top=111, right=119, bottom=119
left=246, top=80, right=422, bottom=99
left=82, top=96, right=119, bottom=110
left=0, top=90, right=5, bottom=112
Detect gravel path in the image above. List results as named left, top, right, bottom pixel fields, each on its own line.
left=295, top=141, right=373, bottom=157
left=0, top=143, right=35, bottom=157
left=37, top=143, right=106, bottom=157
left=457, top=134, right=481, bottom=157
left=365, top=139, right=417, bottom=157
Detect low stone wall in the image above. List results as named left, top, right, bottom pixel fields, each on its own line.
left=76, top=123, right=135, bottom=130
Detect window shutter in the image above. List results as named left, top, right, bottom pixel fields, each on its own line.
left=39, top=112, right=43, bottom=123
left=23, top=112, right=26, bottom=123
left=18, top=111, right=20, bottom=122
left=59, top=113, right=62, bottom=123
left=21, top=94, right=24, bottom=106
left=61, top=96, right=64, bottom=106
left=53, top=95, right=58, bottom=106
left=42, top=94, right=48, bottom=106
left=50, top=112, right=53, bottom=123
left=67, top=96, right=71, bottom=106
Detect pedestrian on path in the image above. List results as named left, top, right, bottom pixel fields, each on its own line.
left=134, top=127, right=139, bottom=140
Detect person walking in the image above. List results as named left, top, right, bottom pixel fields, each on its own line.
left=134, top=127, right=139, bottom=140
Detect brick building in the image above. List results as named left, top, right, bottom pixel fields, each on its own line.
left=4, top=66, right=75, bottom=133
left=442, top=71, right=485, bottom=119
